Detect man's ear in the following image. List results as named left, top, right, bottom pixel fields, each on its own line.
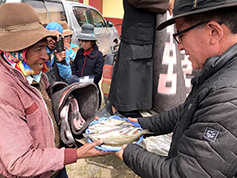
left=208, top=21, right=223, bottom=45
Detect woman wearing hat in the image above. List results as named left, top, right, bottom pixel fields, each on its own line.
left=58, top=21, right=79, bottom=65
left=70, top=24, right=104, bottom=109
left=0, top=3, right=108, bottom=178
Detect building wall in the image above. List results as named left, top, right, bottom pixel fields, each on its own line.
left=102, top=0, right=123, bottom=36
left=89, top=0, right=103, bottom=13
left=80, top=0, right=124, bottom=36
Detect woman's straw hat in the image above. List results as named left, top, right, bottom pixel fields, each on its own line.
left=0, top=3, right=54, bottom=51
left=58, top=21, right=73, bottom=37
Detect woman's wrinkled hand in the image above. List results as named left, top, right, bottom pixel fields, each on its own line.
left=76, top=139, right=111, bottom=159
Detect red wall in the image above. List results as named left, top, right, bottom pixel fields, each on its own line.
left=89, top=0, right=103, bottom=13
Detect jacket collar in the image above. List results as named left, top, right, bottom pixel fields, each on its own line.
left=78, top=46, right=99, bottom=58
left=191, top=42, right=237, bottom=86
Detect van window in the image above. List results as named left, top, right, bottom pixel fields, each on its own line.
left=45, top=1, right=66, bottom=22
left=24, top=0, right=66, bottom=25
left=90, top=9, right=106, bottom=27
left=72, top=6, right=90, bottom=26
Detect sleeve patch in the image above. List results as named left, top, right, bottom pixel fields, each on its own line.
left=203, top=127, right=219, bottom=142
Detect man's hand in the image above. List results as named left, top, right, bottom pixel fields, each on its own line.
left=168, top=0, right=174, bottom=15
left=76, top=139, right=110, bottom=159
left=128, top=117, right=138, bottom=123
left=50, top=30, right=64, bottom=41
left=115, top=145, right=127, bottom=161
left=55, top=50, right=66, bottom=62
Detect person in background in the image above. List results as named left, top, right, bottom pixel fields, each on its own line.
left=58, top=21, right=79, bottom=65
left=0, top=3, right=108, bottom=178
left=45, top=22, right=72, bottom=84
left=115, top=0, right=237, bottom=177
left=68, top=24, right=104, bottom=109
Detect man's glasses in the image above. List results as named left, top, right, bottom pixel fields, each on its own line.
left=173, top=21, right=223, bottom=44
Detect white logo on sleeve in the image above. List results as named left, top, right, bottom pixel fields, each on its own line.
left=204, top=127, right=219, bottom=142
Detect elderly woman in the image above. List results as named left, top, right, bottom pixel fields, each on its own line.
left=0, top=3, right=107, bottom=178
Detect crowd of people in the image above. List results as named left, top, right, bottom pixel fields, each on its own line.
left=44, top=21, right=104, bottom=104
left=2, top=0, right=237, bottom=177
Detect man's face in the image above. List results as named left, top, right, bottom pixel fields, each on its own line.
left=26, top=39, right=49, bottom=75
left=175, top=18, right=211, bottom=70
left=47, top=37, right=56, bottom=50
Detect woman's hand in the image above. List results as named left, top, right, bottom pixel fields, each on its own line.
left=76, top=139, right=111, bottom=159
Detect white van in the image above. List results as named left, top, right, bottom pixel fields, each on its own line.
left=0, top=0, right=120, bottom=56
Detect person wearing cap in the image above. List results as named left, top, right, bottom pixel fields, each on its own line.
left=0, top=3, right=108, bottom=178
left=45, top=22, right=72, bottom=84
left=69, top=23, right=104, bottom=109
left=115, top=0, right=237, bottom=177
left=58, top=21, right=79, bottom=65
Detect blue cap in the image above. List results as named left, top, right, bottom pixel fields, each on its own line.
left=46, top=22, right=63, bottom=34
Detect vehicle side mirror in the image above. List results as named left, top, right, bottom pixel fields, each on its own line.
left=107, top=21, right=114, bottom=27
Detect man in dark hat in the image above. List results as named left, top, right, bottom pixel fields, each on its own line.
left=115, top=0, right=237, bottom=177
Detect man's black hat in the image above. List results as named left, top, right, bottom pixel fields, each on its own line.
left=157, top=0, right=237, bottom=30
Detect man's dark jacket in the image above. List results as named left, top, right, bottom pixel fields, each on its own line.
left=123, top=43, right=237, bottom=178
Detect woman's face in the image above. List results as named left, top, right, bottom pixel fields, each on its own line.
left=80, top=40, right=93, bottom=51
left=64, top=36, right=71, bottom=43
left=26, top=39, right=49, bottom=75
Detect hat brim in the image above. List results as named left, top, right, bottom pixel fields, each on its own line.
left=77, top=34, right=97, bottom=41
left=157, top=2, right=237, bottom=30
left=64, top=29, right=73, bottom=37
left=0, top=27, right=54, bottom=51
